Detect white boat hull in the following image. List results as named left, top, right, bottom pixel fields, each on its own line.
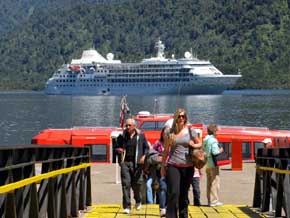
left=45, top=75, right=240, bottom=95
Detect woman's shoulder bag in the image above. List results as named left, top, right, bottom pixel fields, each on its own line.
left=212, top=144, right=231, bottom=167
left=188, top=128, right=207, bottom=169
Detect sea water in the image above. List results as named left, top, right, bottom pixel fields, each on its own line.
left=1, top=90, right=290, bottom=145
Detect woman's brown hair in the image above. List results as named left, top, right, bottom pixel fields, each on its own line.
left=207, top=124, right=218, bottom=135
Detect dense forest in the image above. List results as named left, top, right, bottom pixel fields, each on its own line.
left=0, top=0, right=289, bottom=91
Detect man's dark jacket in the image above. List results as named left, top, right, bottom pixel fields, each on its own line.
left=117, top=128, right=149, bottom=165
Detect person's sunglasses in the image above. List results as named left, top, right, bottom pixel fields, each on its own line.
left=178, top=115, right=185, bottom=119
left=125, top=124, right=132, bottom=127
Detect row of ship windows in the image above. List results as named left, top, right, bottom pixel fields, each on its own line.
left=72, top=68, right=178, bottom=73
left=109, top=78, right=190, bottom=82
left=58, top=67, right=209, bottom=76
left=109, top=64, right=211, bottom=69
left=57, top=74, right=76, bottom=78
left=55, top=79, right=104, bottom=82
left=109, top=69, right=187, bottom=73
left=55, top=72, right=190, bottom=78
left=57, top=74, right=96, bottom=78
left=55, top=83, right=193, bottom=87
left=108, top=73, right=189, bottom=77
left=55, top=78, right=189, bottom=83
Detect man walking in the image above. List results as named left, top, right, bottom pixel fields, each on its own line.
left=116, top=118, right=149, bottom=214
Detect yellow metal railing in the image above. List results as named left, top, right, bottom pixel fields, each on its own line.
left=0, top=163, right=92, bottom=194
left=253, top=147, right=290, bottom=218
left=0, top=145, right=92, bottom=218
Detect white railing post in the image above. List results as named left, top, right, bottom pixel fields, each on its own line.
left=115, top=156, right=121, bottom=184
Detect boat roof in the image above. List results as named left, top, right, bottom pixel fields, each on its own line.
left=134, top=111, right=173, bottom=121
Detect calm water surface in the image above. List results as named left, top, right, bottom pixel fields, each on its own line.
left=1, top=90, right=290, bottom=145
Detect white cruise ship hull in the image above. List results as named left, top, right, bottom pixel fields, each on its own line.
left=45, top=75, right=240, bottom=95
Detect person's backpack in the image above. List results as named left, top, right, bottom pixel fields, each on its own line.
left=143, top=149, right=161, bottom=174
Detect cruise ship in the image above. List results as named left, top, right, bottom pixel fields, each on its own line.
left=44, top=40, right=241, bottom=95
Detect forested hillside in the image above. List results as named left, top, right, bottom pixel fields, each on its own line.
left=0, top=0, right=121, bottom=36
left=0, top=0, right=289, bottom=91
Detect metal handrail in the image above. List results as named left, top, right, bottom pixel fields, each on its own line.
left=253, top=147, right=290, bottom=218
left=0, top=145, right=92, bottom=218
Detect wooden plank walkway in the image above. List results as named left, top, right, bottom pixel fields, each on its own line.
left=82, top=204, right=267, bottom=218
left=83, top=163, right=274, bottom=217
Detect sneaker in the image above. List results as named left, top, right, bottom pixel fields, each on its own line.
left=135, top=202, right=142, bottom=210
left=123, top=208, right=131, bottom=214
left=160, top=208, right=166, bottom=217
left=215, top=202, right=223, bottom=206
left=210, top=201, right=223, bottom=207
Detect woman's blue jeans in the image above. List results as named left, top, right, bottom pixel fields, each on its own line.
left=158, top=177, right=167, bottom=209
left=146, top=177, right=153, bottom=203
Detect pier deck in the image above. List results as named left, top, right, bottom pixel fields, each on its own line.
left=82, top=204, right=265, bottom=218
left=83, top=162, right=267, bottom=217
left=89, top=162, right=256, bottom=205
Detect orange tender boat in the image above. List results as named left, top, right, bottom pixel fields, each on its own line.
left=31, top=109, right=290, bottom=163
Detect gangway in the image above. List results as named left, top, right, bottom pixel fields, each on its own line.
left=1, top=144, right=290, bottom=217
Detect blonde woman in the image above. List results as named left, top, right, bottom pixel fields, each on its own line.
left=161, top=109, right=201, bottom=218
